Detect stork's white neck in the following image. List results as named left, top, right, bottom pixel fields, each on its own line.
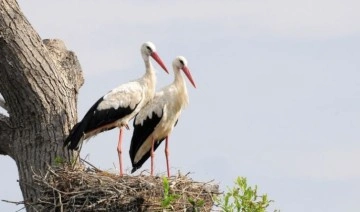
left=173, top=66, right=189, bottom=107
left=140, top=59, right=156, bottom=102
left=143, top=57, right=153, bottom=70
left=173, top=69, right=183, bottom=85
left=143, top=58, right=156, bottom=83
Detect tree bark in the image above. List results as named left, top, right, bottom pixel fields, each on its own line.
left=0, top=0, right=84, bottom=211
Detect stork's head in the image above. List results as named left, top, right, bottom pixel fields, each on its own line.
left=141, top=41, right=169, bottom=73
left=173, top=56, right=196, bottom=88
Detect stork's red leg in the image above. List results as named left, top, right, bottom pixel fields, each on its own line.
left=151, top=138, right=155, bottom=176
left=117, top=127, right=124, bottom=176
left=165, top=136, right=170, bottom=177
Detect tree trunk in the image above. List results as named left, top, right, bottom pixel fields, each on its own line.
left=0, top=0, right=84, bottom=211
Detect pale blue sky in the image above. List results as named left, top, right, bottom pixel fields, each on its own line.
left=1, top=1, right=360, bottom=211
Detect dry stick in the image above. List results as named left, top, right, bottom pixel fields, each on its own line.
left=1, top=199, right=24, bottom=205
left=71, top=143, right=82, bottom=169
left=47, top=166, right=59, bottom=177
left=57, top=191, right=63, bottom=212
left=85, top=198, right=107, bottom=209
left=15, top=207, right=26, bottom=212
left=52, top=188, right=57, bottom=208
left=80, top=158, right=102, bottom=172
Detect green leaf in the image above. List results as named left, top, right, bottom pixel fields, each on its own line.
left=54, top=156, right=65, bottom=166
left=215, top=176, right=277, bottom=212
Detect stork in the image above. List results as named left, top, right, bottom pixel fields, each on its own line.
left=64, top=41, right=169, bottom=176
left=129, top=56, right=196, bottom=177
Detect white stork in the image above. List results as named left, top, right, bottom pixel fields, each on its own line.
left=129, top=56, right=196, bottom=177
left=64, top=41, right=169, bottom=176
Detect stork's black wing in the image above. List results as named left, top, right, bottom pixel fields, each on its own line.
left=129, top=110, right=164, bottom=173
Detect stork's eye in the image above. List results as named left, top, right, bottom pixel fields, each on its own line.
left=179, top=60, right=184, bottom=65
left=146, top=46, right=152, bottom=51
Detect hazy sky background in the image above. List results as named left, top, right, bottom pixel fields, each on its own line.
left=1, top=0, right=360, bottom=211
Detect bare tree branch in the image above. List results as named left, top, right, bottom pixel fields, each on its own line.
left=0, top=114, right=12, bottom=156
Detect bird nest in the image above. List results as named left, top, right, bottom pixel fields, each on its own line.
left=29, top=162, right=219, bottom=211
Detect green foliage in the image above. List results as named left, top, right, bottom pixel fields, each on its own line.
left=161, top=177, right=180, bottom=209
left=54, top=156, right=65, bottom=166
left=214, top=177, right=277, bottom=212
left=161, top=177, right=207, bottom=211
left=188, top=197, right=205, bottom=212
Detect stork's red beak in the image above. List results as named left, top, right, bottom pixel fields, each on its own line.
left=151, top=52, right=169, bottom=74
left=182, top=66, right=196, bottom=88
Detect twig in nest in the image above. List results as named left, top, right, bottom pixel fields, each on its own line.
left=80, top=158, right=102, bottom=172
left=2, top=199, right=24, bottom=205
left=72, top=146, right=82, bottom=169
left=27, top=165, right=219, bottom=211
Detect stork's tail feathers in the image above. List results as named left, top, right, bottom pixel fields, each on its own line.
left=131, top=166, right=140, bottom=174
left=130, top=156, right=143, bottom=174
left=130, top=138, right=165, bottom=174
left=64, top=122, right=84, bottom=150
